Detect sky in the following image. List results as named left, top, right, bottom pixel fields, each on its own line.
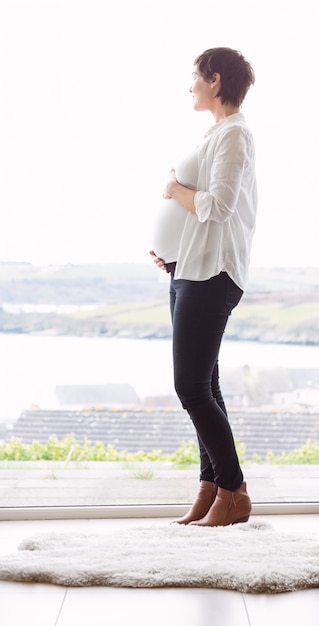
left=0, top=0, right=318, bottom=268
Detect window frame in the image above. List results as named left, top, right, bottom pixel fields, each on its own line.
left=1, top=502, right=318, bottom=521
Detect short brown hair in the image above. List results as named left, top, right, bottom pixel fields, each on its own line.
left=194, top=47, right=255, bottom=107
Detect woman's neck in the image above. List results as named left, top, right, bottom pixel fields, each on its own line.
left=211, top=101, right=240, bottom=123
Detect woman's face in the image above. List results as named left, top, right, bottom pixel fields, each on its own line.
left=189, top=66, right=214, bottom=111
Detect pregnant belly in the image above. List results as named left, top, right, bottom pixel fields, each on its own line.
left=152, top=199, right=187, bottom=263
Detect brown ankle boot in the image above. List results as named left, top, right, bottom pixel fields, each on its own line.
left=190, top=481, right=251, bottom=527
left=173, top=480, right=217, bottom=525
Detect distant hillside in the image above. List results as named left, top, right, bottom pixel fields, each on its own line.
left=0, top=262, right=318, bottom=344
left=0, top=261, right=162, bottom=304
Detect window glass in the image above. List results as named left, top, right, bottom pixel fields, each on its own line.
left=0, top=0, right=318, bottom=510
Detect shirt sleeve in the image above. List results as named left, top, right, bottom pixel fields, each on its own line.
left=194, top=126, right=251, bottom=223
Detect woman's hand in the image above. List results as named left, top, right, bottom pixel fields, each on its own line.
left=163, top=169, right=177, bottom=199
left=149, top=250, right=169, bottom=273
left=163, top=168, right=197, bottom=214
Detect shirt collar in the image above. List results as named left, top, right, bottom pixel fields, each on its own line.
left=204, top=111, right=245, bottom=137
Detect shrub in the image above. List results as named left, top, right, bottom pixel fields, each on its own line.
left=170, top=440, right=199, bottom=466
left=0, top=435, right=318, bottom=465
left=265, top=439, right=319, bottom=464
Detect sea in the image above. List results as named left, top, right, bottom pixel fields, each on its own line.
left=0, top=333, right=319, bottom=423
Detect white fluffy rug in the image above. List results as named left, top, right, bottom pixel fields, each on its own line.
left=0, top=520, right=318, bottom=593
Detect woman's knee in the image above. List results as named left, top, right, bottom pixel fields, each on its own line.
left=174, top=378, right=212, bottom=409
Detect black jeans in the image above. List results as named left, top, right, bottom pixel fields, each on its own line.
left=169, top=265, right=244, bottom=491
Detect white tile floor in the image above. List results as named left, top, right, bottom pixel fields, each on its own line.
left=0, top=515, right=318, bottom=626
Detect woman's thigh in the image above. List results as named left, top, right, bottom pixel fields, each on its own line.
left=171, top=272, right=243, bottom=407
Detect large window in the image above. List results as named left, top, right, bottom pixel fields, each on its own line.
left=0, top=0, right=318, bottom=514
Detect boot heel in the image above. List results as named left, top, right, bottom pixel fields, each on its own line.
left=232, top=515, right=250, bottom=525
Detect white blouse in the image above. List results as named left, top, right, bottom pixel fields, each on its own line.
left=167, top=112, right=257, bottom=290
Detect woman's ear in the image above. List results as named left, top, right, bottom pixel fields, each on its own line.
left=210, top=72, right=220, bottom=86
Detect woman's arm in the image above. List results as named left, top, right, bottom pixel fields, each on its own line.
left=195, top=127, right=251, bottom=223
left=163, top=169, right=197, bottom=214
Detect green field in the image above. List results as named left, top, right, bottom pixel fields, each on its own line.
left=0, top=262, right=318, bottom=343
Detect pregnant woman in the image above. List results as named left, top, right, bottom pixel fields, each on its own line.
left=150, top=47, right=257, bottom=527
